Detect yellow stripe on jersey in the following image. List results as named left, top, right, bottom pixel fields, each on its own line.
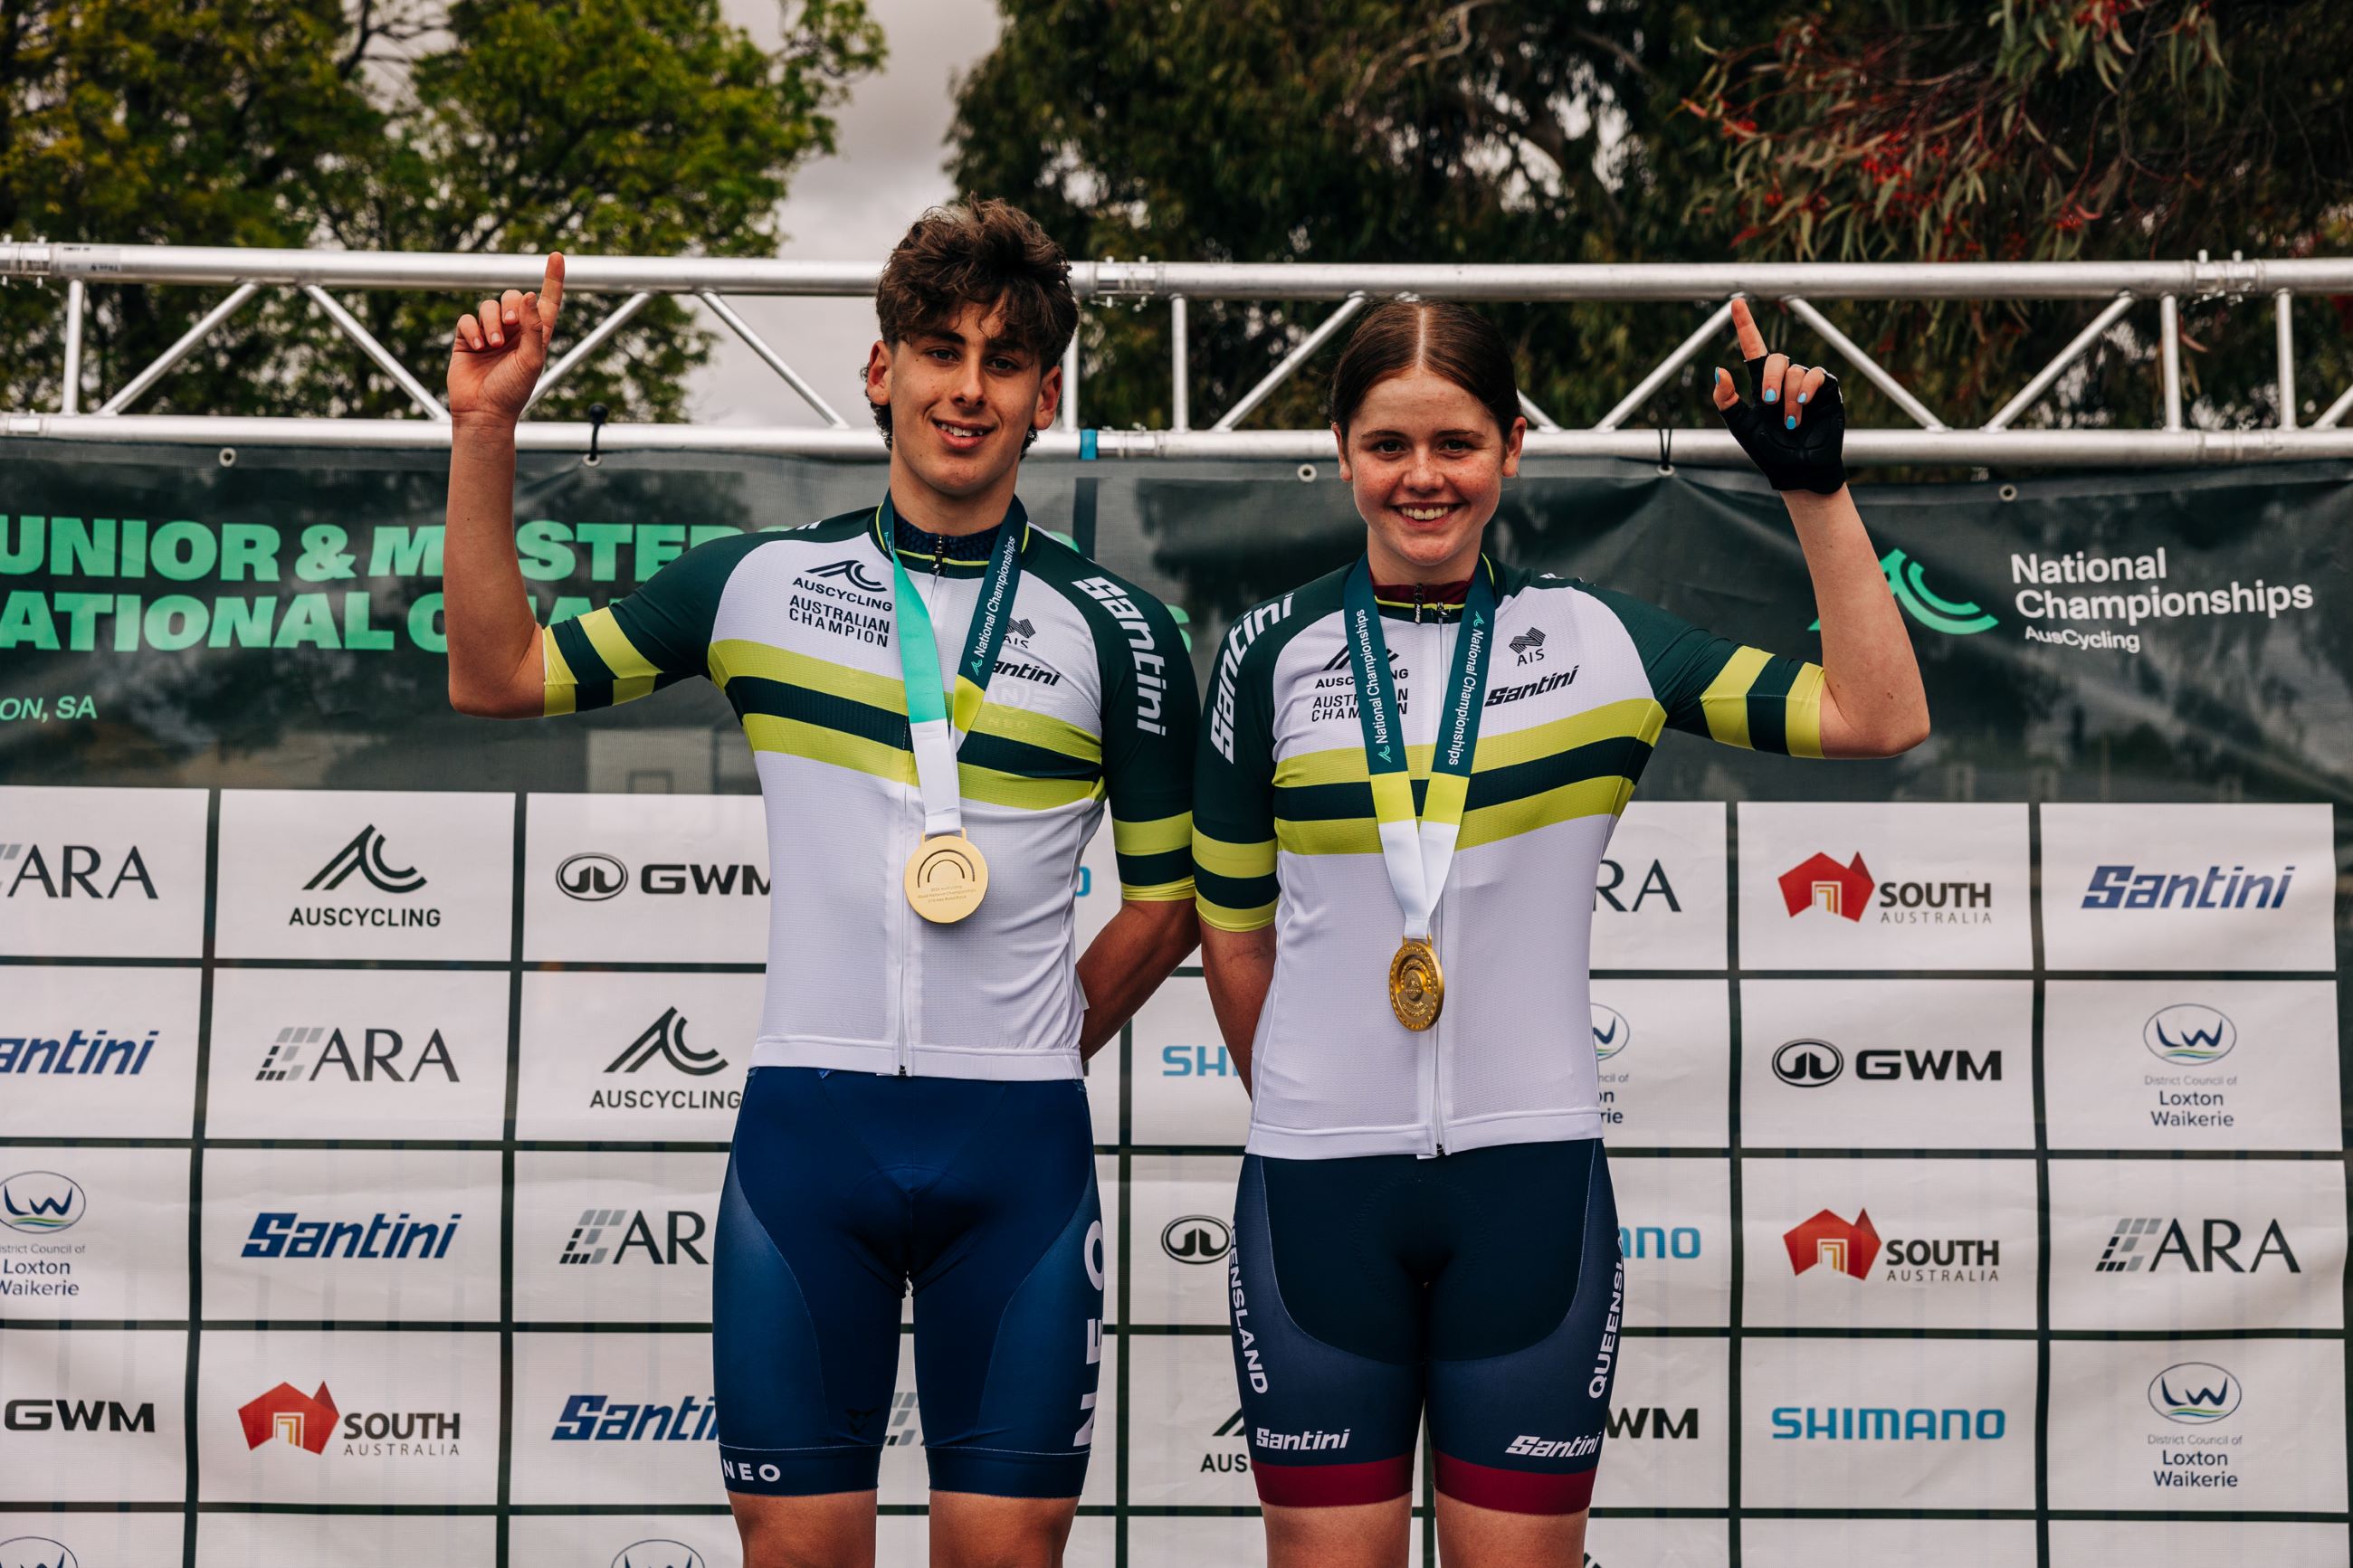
left=578, top=607, right=661, bottom=683
left=1272, top=698, right=1665, bottom=789
left=542, top=629, right=578, bottom=717
left=712, top=639, right=1101, bottom=765
left=1120, top=876, right=1197, bottom=902
left=1786, top=663, right=1827, bottom=759
left=1457, top=774, right=1634, bottom=850
left=1699, top=645, right=1771, bottom=749
left=740, top=714, right=1100, bottom=811
left=1195, top=832, right=1276, bottom=880
left=1113, top=812, right=1194, bottom=857
left=1196, top=893, right=1278, bottom=932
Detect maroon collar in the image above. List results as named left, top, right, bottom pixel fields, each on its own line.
left=1370, top=575, right=1472, bottom=604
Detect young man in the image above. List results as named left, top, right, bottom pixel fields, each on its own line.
left=442, top=202, right=1200, bottom=1568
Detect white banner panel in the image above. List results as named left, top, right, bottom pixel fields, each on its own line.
left=1129, top=975, right=1251, bottom=1147
left=509, top=1332, right=726, bottom=1507
left=1587, top=980, right=1729, bottom=1147
left=2048, top=1521, right=2353, bottom=1568
left=516, top=970, right=758, bottom=1142
left=506, top=1518, right=744, bottom=1568
left=200, top=1148, right=500, bottom=1323
left=1739, top=1335, right=2035, bottom=1509
left=1600, top=1335, right=1727, bottom=1507
left=2047, top=1337, right=2348, bottom=1512
left=1744, top=1155, right=2037, bottom=1330
left=1122, top=1331, right=1255, bottom=1507
left=1581, top=1517, right=1729, bottom=1568
left=2043, top=979, right=2341, bottom=1151
left=1740, top=980, right=2034, bottom=1150
left=523, top=793, right=769, bottom=964
left=512, top=1150, right=726, bottom=1325
left=204, top=967, right=510, bottom=1141
left=2040, top=803, right=2335, bottom=972
left=0, top=786, right=208, bottom=958
left=1610, top=1155, right=1731, bottom=1328
left=214, top=790, right=513, bottom=961
left=1125, top=1154, right=1239, bottom=1328
left=0, top=1514, right=186, bottom=1568
left=0, top=1148, right=187, bottom=1320
left=0, top=964, right=201, bottom=1140
left=1737, top=803, right=2032, bottom=972
left=0, top=1330, right=184, bottom=1503
left=1591, top=802, right=1728, bottom=970
left=1740, top=1517, right=2036, bottom=1568
left=195, top=1328, right=497, bottom=1504
left=193, top=1513, right=496, bottom=1568
left=2048, top=1157, right=2346, bottom=1331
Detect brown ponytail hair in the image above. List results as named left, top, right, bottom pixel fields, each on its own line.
left=1329, top=299, right=1520, bottom=439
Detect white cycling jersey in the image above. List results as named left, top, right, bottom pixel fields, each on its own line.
left=543, top=499, right=1196, bottom=1080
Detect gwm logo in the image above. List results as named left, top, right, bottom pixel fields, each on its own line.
left=0, top=1172, right=85, bottom=1234
left=1590, top=1004, right=1629, bottom=1061
left=614, top=1546, right=708, bottom=1568
left=1784, top=1209, right=1880, bottom=1278
left=2148, top=1363, right=2242, bottom=1425
left=239, top=1382, right=339, bottom=1453
left=557, top=853, right=628, bottom=901
left=1772, top=1039, right=1841, bottom=1087
left=1779, top=853, right=1873, bottom=919
left=305, top=827, right=425, bottom=895
left=2144, top=1005, right=2236, bottom=1066
left=1160, top=1215, right=1232, bottom=1265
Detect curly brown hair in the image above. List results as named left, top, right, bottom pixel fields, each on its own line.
left=869, top=199, right=1078, bottom=449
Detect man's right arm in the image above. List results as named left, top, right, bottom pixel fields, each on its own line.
left=443, top=256, right=566, bottom=719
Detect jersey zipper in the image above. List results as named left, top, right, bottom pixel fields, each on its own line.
left=1418, top=611, right=1448, bottom=1156
left=895, top=544, right=951, bottom=1078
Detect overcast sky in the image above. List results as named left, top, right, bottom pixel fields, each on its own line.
left=691, top=0, right=1002, bottom=427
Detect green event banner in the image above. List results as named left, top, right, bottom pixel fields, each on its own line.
left=1, top=441, right=2348, bottom=814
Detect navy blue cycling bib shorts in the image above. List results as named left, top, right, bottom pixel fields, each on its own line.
left=1228, top=1137, right=1622, bottom=1513
left=714, top=1068, right=1105, bottom=1498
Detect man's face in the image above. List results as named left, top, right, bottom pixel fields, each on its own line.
left=866, top=300, right=1062, bottom=507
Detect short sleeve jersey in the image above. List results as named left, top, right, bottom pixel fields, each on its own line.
left=543, top=500, right=1196, bottom=1080
left=1194, top=557, right=1823, bottom=1158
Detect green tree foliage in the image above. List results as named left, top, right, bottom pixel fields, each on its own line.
left=952, top=0, right=2351, bottom=441
left=2, top=0, right=882, bottom=420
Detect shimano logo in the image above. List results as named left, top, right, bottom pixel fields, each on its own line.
left=805, top=557, right=888, bottom=593
left=1209, top=595, right=1294, bottom=760
left=1074, top=575, right=1171, bottom=736
left=1485, top=666, right=1577, bottom=706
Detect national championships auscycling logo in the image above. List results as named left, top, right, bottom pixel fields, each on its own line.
left=1811, top=549, right=1997, bottom=636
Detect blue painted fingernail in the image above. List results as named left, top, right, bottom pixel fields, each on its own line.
left=1798, top=392, right=1809, bottom=404
left=1764, top=386, right=1777, bottom=403
left=1785, top=414, right=1796, bottom=430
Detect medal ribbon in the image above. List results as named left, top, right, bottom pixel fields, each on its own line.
left=1340, top=556, right=1498, bottom=942
left=880, top=493, right=1028, bottom=835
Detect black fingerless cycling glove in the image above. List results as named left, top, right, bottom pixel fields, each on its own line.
left=1718, top=355, right=1848, bottom=495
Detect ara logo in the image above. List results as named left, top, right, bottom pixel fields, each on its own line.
left=557, top=852, right=628, bottom=901
left=807, top=557, right=889, bottom=593
left=1779, top=852, right=1873, bottom=919
left=2145, top=1004, right=2236, bottom=1066
left=607, top=1007, right=727, bottom=1077
left=239, top=1382, right=339, bottom=1453
left=1159, top=1214, right=1232, bottom=1265
left=305, top=826, right=426, bottom=895
left=1784, top=1209, right=1880, bottom=1278
left=1811, top=548, right=1996, bottom=636
left=1, top=1172, right=86, bottom=1233
left=1509, top=625, right=1547, bottom=664
left=2097, top=1217, right=2301, bottom=1274
left=2148, top=1362, right=2242, bottom=1425
left=614, top=1545, right=708, bottom=1568
left=0, top=1538, right=78, bottom=1568
left=1595, top=856, right=1681, bottom=914
left=256, top=1025, right=458, bottom=1083
left=1590, top=1004, right=1629, bottom=1061
left=560, top=1207, right=710, bottom=1267
left=0, top=843, right=157, bottom=900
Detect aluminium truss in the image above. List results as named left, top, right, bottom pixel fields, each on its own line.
left=5, top=242, right=2353, bottom=466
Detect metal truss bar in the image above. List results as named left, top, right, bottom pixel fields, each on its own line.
left=1517, top=390, right=1560, bottom=433
left=694, top=291, right=848, bottom=428
left=300, top=283, right=447, bottom=421
left=94, top=282, right=263, bottom=416
left=1212, top=293, right=1367, bottom=432
left=1983, top=292, right=2136, bottom=432
left=2275, top=291, right=2297, bottom=430
left=1170, top=295, right=1189, bottom=432
left=524, top=291, right=653, bottom=413
left=1594, top=302, right=1733, bottom=431
left=1060, top=331, right=1080, bottom=432
left=1783, top=297, right=1947, bottom=431
left=60, top=280, right=86, bottom=415
left=2315, top=381, right=2353, bottom=431
left=17, top=244, right=2353, bottom=300
left=17, top=413, right=2353, bottom=466
left=2159, top=295, right=2185, bottom=432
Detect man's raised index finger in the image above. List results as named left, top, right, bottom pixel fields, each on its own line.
left=538, top=252, right=566, bottom=328
left=1729, top=295, right=1767, bottom=361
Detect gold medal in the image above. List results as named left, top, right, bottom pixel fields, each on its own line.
left=905, top=833, right=989, bottom=923
left=1387, top=936, right=1443, bottom=1031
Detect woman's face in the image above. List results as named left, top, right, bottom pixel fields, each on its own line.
left=1334, top=368, right=1525, bottom=581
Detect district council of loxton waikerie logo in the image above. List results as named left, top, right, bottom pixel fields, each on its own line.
left=0, top=1172, right=86, bottom=1233
left=2144, top=1004, right=2236, bottom=1066
left=1783, top=1209, right=1879, bottom=1278
left=0, top=1538, right=80, bottom=1568
left=614, top=1545, right=708, bottom=1568
left=1590, top=1004, right=1629, bottom=1061
left=2148, top=1362, right=2242, bottom=1425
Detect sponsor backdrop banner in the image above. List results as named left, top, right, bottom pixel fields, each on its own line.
left=3, top=441, right=2349, bottom=1567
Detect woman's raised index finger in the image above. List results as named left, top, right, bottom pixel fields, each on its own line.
left=538, top=252, right=565, bottom=328
left=1729, top=296, right=1768, bottom=361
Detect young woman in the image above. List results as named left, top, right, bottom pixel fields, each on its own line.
left=1193, top=298, right=1929, bottom=1568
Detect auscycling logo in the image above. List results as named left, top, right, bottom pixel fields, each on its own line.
left=1812, top=549, right=1996, bottom=636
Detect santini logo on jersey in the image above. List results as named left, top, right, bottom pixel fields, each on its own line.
left=1485, top=666, right=1577, bottom=706
left=1075, top=576, right=1171, bottom=735
left=1210, top=595, right=1294, bottom=760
